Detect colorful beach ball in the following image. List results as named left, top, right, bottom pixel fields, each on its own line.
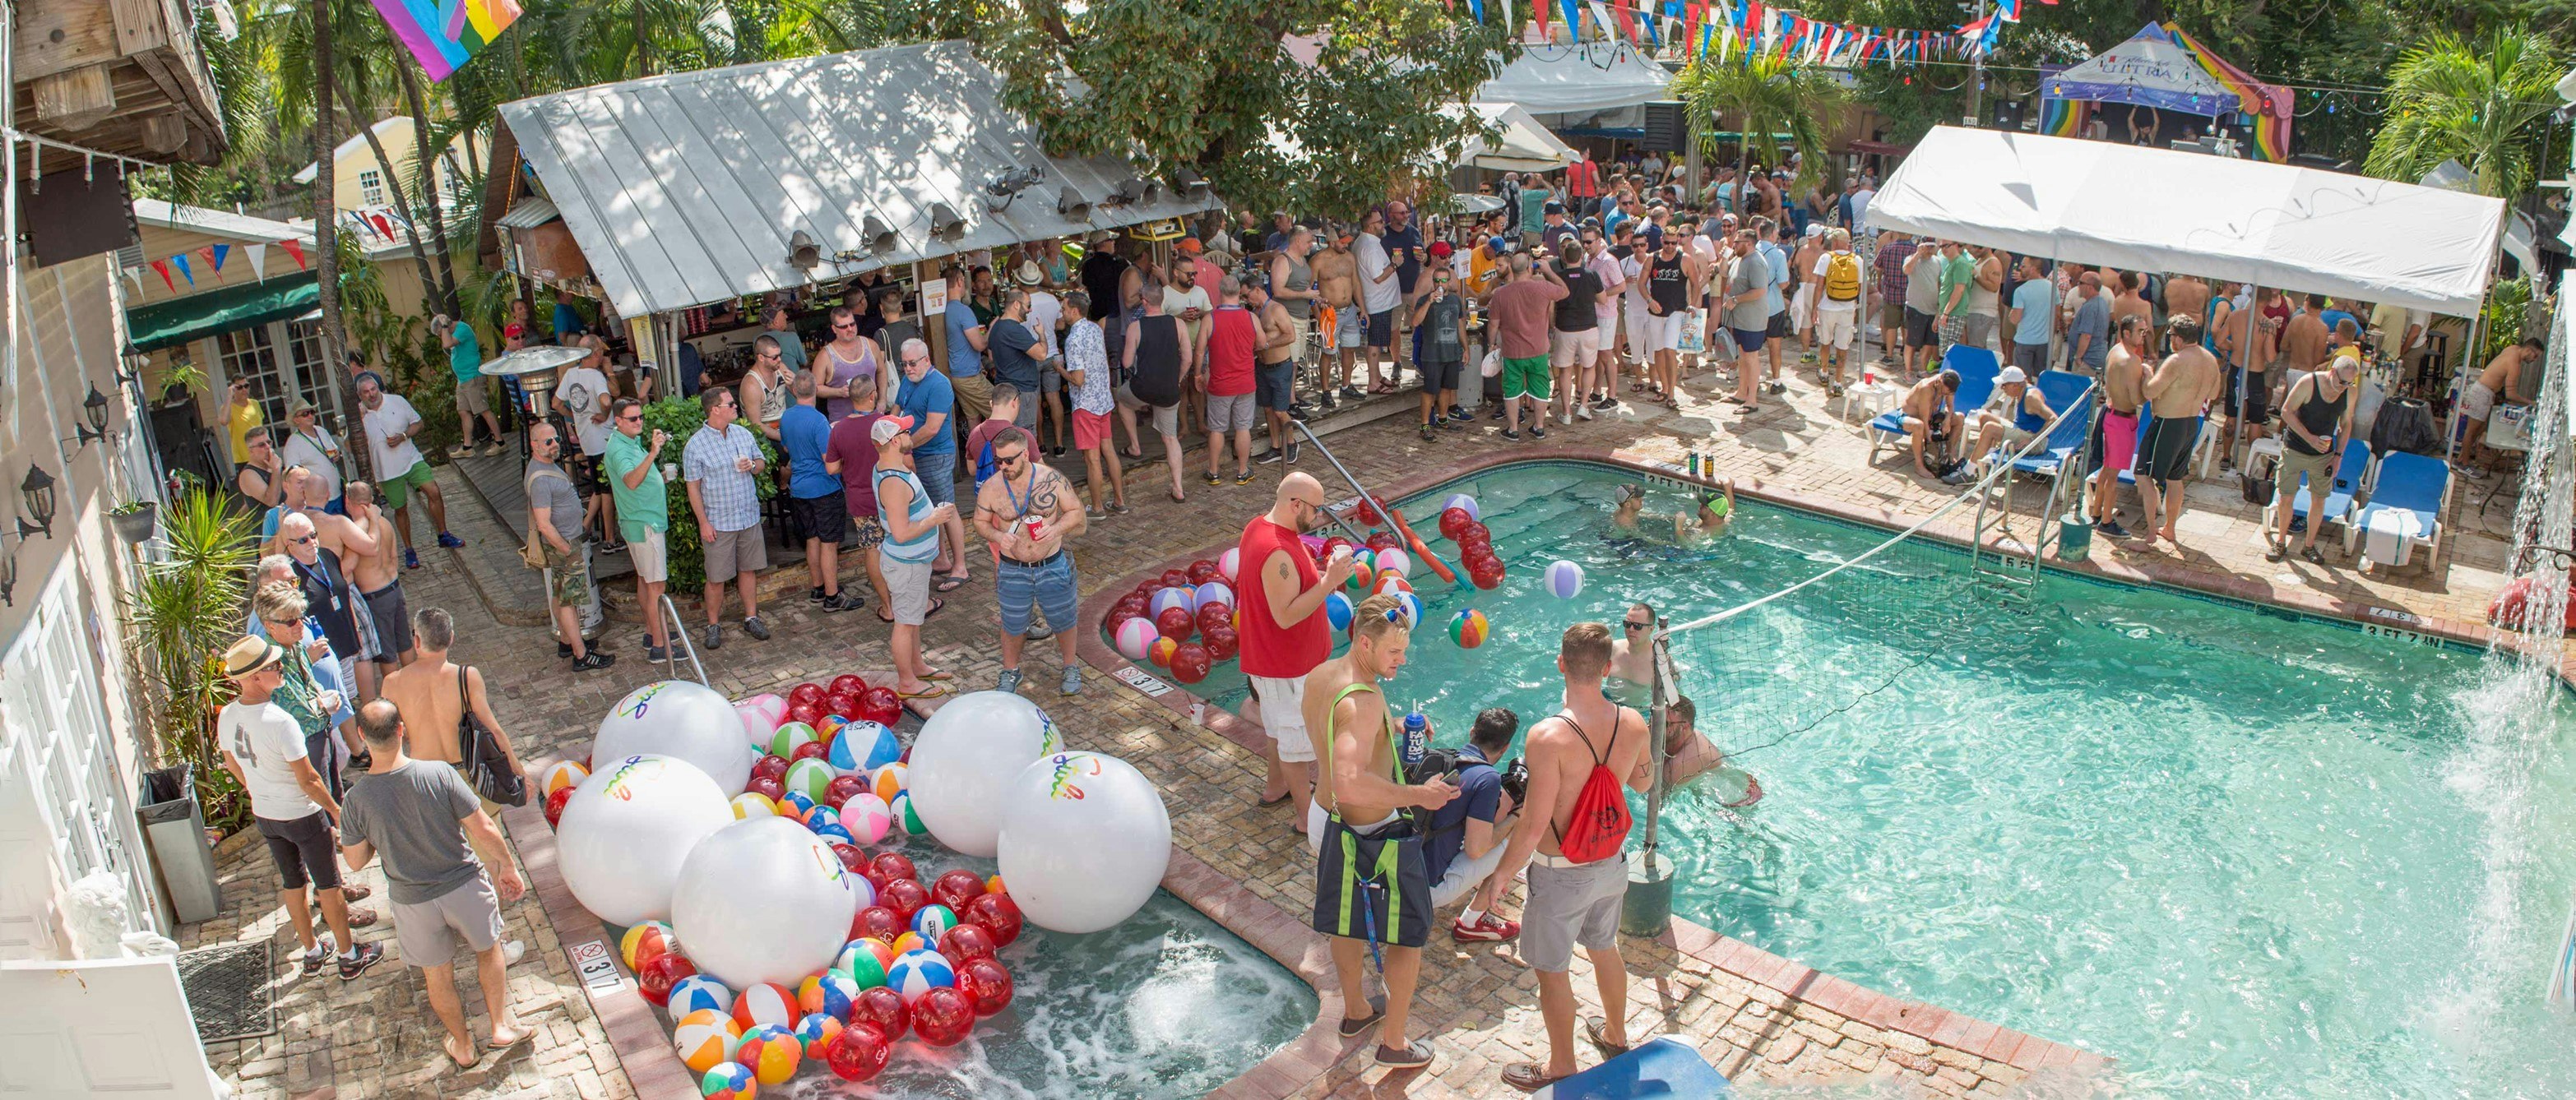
left=1449, top=609, right=1490, bottom=649
left=538, top=760, right=590, bottom=800
left=1444, top=493, right=1480, bottom=522
left=730, top=793, right=778, bottom=820
left=1148, top=636, right=1179, bottom=668
left=1149, top=587, right=1193, bottom=619
left=888, top=931, right=928, bottom=957
left=698, top=1060, right=757, bottom=1100
left=797, top=971, right=860, bottom=1019
left=1375, top=548, right=1411, bottom=580
left=1374, top=574, right=1412, bottom=599
left=734, top=1023, right=801, bottom=1086
left=911, top=904, right=959, bottom=941
left=669, top=974, right=734, bottom=1018
left=782, top=758, right=837, bottom=806
left=1114, top=617, right=1159, bottom=661
left=816, top=714, right=849, bottom=742
left=890, top=791, right=929, bottom=836
left=1191, top=581, right=1234, bottom=613
left=886, top=949, right=957, bottom=1005
left=828, top=721, right=901, bottom=775
left=1345, top=549, right=1378, bottom=593
left=1326, top=591, right=1355, bottom=632
left=731, top=982, right=799, bottom=1032
left=839, top=938, right=896, bottom=989
left=779, top=791, right=818, bottom=819
left=1217, top=547, right=1239, bottom=582
left=812, top=822, right=855, bottom=847
left=674, top=1009, right=742, bottom=1074
left=770, top=722, right=820, bottom=760
left=838, top=793, right=893, bottom=844
left=1391, top=591, right=1424, bottom=631
left=621, top=921, right=676, bottom=969
left=1545, top=560, right=1585, bottom=599
left=870, top=762, right=910, bottom=803
left=793, top=1012, right=843, bottom=1060
left=804, top=803, right=841, bottom=832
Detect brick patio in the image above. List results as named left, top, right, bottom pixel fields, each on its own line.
left=183, top=352, right=2518, bottom=1099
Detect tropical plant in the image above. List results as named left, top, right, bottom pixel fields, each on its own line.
left=125, top=490, right=261, bottom=834
left=1672, top=53, right=1846, bottom=192
left=2366, top=26, right=2566, bottom=198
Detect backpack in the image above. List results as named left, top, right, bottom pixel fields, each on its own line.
left=1403, top=747, right=1463, bottom=788
left=1550, top=712, right=1633, bottom=864
left=1824, top=252, right=1862, bottom=302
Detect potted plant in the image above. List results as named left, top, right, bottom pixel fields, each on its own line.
left=109, top=500, right=159, bottom=543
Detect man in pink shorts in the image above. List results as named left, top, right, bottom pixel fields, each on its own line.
left=2090, top=314, right=2151, bottom=538
left=1060, top=292, right=1128, bottom=516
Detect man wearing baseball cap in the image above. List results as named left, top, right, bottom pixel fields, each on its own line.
left=871, top=414, right=957, bottom=700
left=218, top=636, right=387, bottom=981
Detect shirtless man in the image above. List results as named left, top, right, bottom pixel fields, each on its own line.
left=1301, top=593, right=1458, bottom=1071
left=1610, top=484, right=1732, bottom=545
left=2109, top=272, right=2155, bottom=336
left=1309, top=229, right=1363, bottom=406
left=1899, top=369, right=1967, bottom=482
left=2133, top=315, right=2224, bottom=548
left=376, top=607, right=519, bottom=876
left=1495, top=622, right=1654, bottom=1092
left=2460, top=338, right=2547, bottom=478
left=1606, top=602, right=1656, bottom=700
left=2090, top=316, right=2151, bottom=538
left=2280, top=295, right=2331, bottom=390
left=2161, top=274, right=2210, bottom=334
left=1250, top=282, right=1302, bottom=462
left=338, top=482, right=414, bottom=676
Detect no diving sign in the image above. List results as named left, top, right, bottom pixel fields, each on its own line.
left=569, top=941, right=623, bottom=994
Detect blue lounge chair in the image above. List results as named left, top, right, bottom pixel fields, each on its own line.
left=2262, top=439, right=2370, bottom=543
left=1531, top=1036, right=1731, bottom=1098
left=1990, top=370, right=2096, bottom=511
left=1869, top=347, right=2001, bottom=464
left=2345, top=451, right=2451, bottom=571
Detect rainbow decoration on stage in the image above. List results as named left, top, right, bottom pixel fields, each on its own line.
left=369, top=0, right=524, bottom=83
left=2162, top=22, right=2290, bottom=164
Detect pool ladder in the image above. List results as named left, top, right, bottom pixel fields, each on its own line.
left=1966, top=395, right=2098, bottom=600
left=1293, top=419, right=1403, bottom=548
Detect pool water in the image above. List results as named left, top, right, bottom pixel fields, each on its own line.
left=1174, top=460, right=2576, bottom=1098
left=646, top=844, right=1315, bottom=1099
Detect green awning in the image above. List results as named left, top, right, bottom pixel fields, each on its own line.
left=126, top=275, right=320, bottom=353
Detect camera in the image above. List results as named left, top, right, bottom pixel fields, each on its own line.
left=1499, top=758, right=1529, bottom=807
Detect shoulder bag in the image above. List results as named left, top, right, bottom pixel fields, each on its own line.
left=457, top=665, right=527, bottom=807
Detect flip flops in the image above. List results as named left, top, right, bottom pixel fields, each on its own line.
left=934, top=574, right=968, bottom=593
left=897, top=683, right=951, bottom=700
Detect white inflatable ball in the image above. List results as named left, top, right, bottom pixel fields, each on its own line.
left=994, top=752, right=1171, bottom=934
left=555, top=755, right=734, bottom=926
left=669, top=817, right=862, bottom=989
left=596, top=681, right=757, bottom=795
left=907, top=691, right=1062, bottom=858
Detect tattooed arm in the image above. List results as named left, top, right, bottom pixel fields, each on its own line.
left=1036, top=465, right=1086, bottom=544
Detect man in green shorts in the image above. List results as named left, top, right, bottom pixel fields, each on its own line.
left=356, top=372, right=461, bottom=571
left=1301, top=593, right=1459, bottom=1070
left=1484, top=254, right=1567, bottom=442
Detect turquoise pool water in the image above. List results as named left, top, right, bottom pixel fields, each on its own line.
left=1174, top=460, right=2576, bottom=1098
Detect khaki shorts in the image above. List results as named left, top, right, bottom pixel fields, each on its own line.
left=950, top=373, right=994, bottom=428
left=880, top=554, right=934, bottom=626
left=454, top=377, right=491, bottom=416
left=627, top=526, right=669, bottom=585
left=700, top=524, right=769, bottom=584
left=1522, top=853, right=1627, bottom=973
left=392, top=876, right=503, bottom=969
left=1115, top=383, right=1181, bottom=437
left=1550, top=328, right=1601, bottom=369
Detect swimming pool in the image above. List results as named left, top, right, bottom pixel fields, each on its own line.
left=1165, top=460, right=2576, bottom=1098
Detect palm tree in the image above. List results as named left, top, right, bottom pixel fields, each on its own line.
left=2365, top=27, right=2566, bottom=199
left=1671, top=53, right=1843, bottom=199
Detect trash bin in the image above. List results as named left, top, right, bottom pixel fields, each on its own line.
left=139, top=765, right=220, bottom=924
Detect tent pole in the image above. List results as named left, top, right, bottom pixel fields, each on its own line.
left=2232, top=279, right=2261, bottom=468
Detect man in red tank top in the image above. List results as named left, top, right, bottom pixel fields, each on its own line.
left=1197, top=276, right=1263, bottom=487
left=1497, top=622, right=1654, bottom=1092
left=1236, top=473, right=1357, bottom=830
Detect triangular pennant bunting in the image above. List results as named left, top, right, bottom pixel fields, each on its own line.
left=281, top=240, right=308, bottom=270
left=247, top=243, right=269, bottom=281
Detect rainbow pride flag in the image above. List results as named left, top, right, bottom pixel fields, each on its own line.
left=2161, top=22, right=2291, bottom=163
left=371, top=0, right=523, bottom=83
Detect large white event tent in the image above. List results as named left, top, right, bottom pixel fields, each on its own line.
left=1868, top=126, right=2504, bottom=316
left=1473, top=42, right=1673, bottom=115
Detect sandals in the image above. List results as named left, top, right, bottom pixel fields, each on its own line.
left=2300, top=545, right=2326, bottom=565
left=897, top=683, right=951, bottom=700
left=1167, top=490, right=1187, bottom=504
left=934, top=574, right=968, bottom=593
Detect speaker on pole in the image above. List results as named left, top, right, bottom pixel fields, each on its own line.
left=1641, top=101, right=1688, bottom=152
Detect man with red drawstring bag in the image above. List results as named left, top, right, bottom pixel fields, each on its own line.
left=1494, top=622, right=1655, bottom=1093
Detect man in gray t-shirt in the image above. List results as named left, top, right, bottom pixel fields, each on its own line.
left=2069, top=274, right=2112, bottom=372
left=338, top=700, right=530, bottom=1065
left=526, top=424, right=612, bottom=670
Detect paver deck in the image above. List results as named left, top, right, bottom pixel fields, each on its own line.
left=183, top=354, right=2523, bottom=1100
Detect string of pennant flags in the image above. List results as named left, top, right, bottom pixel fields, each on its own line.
left=1464, top=0, right=2049, bottom=62
left=127, top=240, right=310, bottom=294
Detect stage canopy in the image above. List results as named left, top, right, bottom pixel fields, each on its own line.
left=1867, top=127, right=2504, bottom=316
left=1474, top=41, right=1670, bottom=115
left=1457, top=103, right=1578, bottom=171
left=2041, top=23, right=2291, bottom=160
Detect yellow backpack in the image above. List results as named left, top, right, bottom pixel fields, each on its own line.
left=1824, top=252, right=1862, bottom=302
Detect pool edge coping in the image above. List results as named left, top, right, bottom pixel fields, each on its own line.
left=1074, top=444, right=2545, bottom=1093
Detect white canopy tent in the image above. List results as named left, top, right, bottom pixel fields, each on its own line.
left=1457, top=102, right=1578, bottom=172
left=1868, top=127, right=2505, bottom=316
left=1473, top=42, right=1671, bottom=115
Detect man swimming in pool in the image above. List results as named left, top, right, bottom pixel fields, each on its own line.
left=1610, top=482, right=1733, bottom=545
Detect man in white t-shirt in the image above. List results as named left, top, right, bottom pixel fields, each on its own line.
left=1023, top=272, right=1068, bottom=454
left=552, top=349, right=618, bottom=545
left=1583, top=228, right=1629, bottom=412
left=1353, top=206, right=1405, bottom=393
left=356, top=372, right=460, bottom=571
left=217, top=636, right=387, bottom=980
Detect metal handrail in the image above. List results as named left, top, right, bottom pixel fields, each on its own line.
left=1965, top=386, right=2095, bottom=585
left=1291, top=419, right=1395, bottom=547
left=656, top=593, right=708, bottom=686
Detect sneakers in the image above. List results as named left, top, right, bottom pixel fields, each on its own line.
left=1235, top=471, right=1255, bottom=486
left=1575, top=404, right=1594, bottom=421
left=338, top=941, right=387, bottom=982
left=300, top=944, right=334, bottom=979
left=702, top=622, right=723, bottom=651
left=1285, top=441, right=1300, bottom=464
left=1258, top=450, right=1285, bottom=465
left=741, top=616, right=770, bottom=641
left=1204, top=471, right=1223, bottom=487
left=998, top=669, right=1024, bottom=694
left=447, top=443, right=475, bottom=460
left=1766, top=381, right=1787, bottom=395
left=403, top=548, right=421, bottom=571
left=572, top=651, right=617, bottom=672
left=1421, top=424, right=1438, bottom=442
left=1499, top=428, right=1522, bottom=441
left=809, top=585, right=827, bottom=603
left=1452, top=913, right=1522, bottom=942
left=1339, top=385, right=1366, bottom=401
left=1939, top=467, right=1975, bottom=486
left=1060, top=667, right=1082, bottom=696
left=1556, top=412, right=1573, bottom=426
left=436, top=531, right=466, bottom=549
left=646, top=644, right=669, bottom=663
left=501, top=940, right=526, bottom=966
left=2096, top=520, right=2131, bottom=539
left=1026, top=621, right=1053, bottom=642
left=1528, top=424, right=1546, bottom=440
left=1448, top=404, right=1470, bottom=420
left=819, top=593, right=858, bottom=613
left=480, top=440, right=506, bottom=458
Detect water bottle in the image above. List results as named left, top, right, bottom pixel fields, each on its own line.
left=1400, top=712, right=1429, bottom=773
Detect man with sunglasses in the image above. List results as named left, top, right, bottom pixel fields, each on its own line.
left=604, top=397, right=674, bottom=662
left=972, top=428, right=1086, bottom=696
left=1237, top=473, right=1360, bottom=830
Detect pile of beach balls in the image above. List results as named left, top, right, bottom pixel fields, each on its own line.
left=1105, top=552, right=1239, bottom=685
left=732, top=678, right=924, bottom=841
left=1436, top=493, right=1512, bottom=591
